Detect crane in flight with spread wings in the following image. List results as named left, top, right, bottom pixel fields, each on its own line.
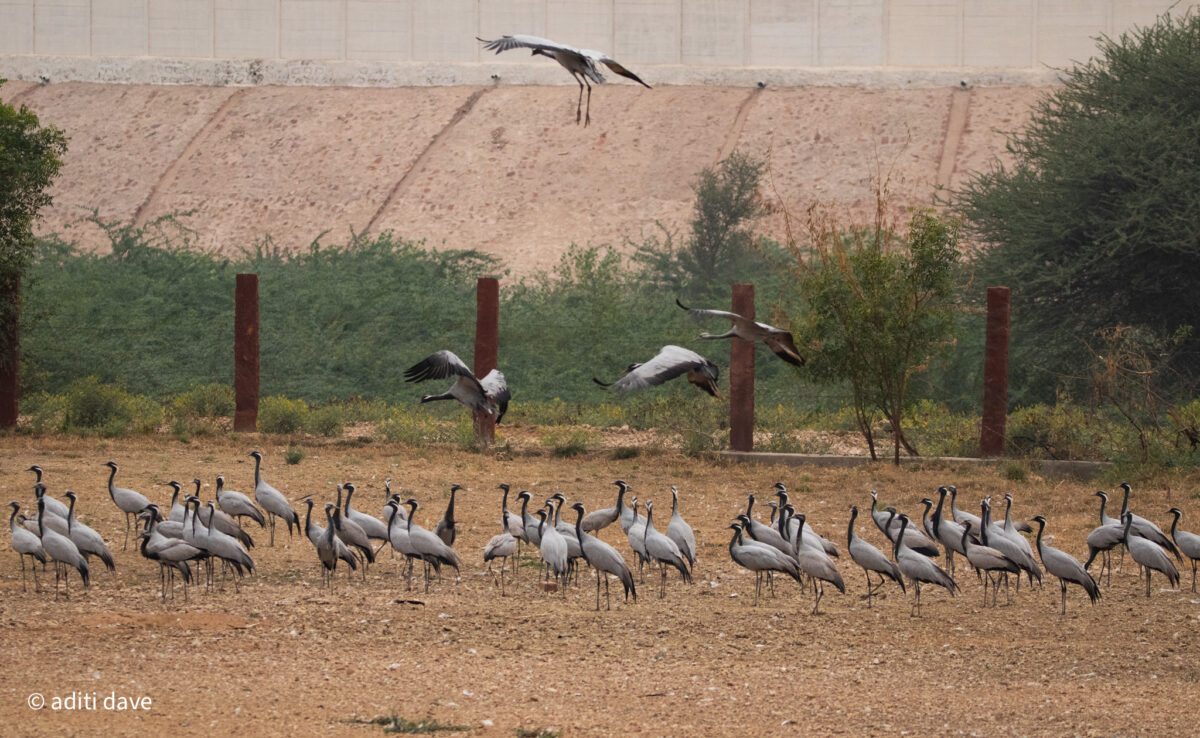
left=477, top=34, right=651, bottom=126
left=593, top=345, right=721, bottom=400
left=676, top=298, right=806, bottom=367
left=404, top=350, right=511, bottom=422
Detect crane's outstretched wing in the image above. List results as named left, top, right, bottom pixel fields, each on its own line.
left=593, top=56, right=652, bottom=88
left=477, top=34, right=581, bottom=56
left=404, top=350, right=474, bottom=384
left=676, top=297, right=745, bottom=323
left=479, top=369, right=511, bottom=423
left=763, top=332, right=806, bottom=367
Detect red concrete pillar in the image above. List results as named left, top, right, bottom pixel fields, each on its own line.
left=730, top=283, right=755, bottom=452
left=234, top=274, right=259, bottom=433
left=980, top=286, right=1010, bottom=457
left=473, top=277, right=499, bottom=446
left=0, top=275, right=18, bottom=428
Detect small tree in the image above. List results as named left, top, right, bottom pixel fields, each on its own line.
left=0, top=79, right=68, bottom=348
left=633, top=151, right=769, bottom=295
left=788, top=209, right=961, bottom=464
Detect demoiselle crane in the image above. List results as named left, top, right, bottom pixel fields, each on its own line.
left=792, top=513, right=845, bottom=614
left=572, top=502, right=636, bottom=609
left=960, top=521, right=1019, bottom=607
left=643, top=500, right=692, bottom=598
left=1123, top=512, right=1179, bottom=597
left=894, top=514, right=957, bottom=617
left=104, top=461, right=151, bottom=550
left=404, top=350, right=510, bottom=421
left=1029, top=515, right=1100, bottom=614
left=593, top=345, right=721, bottom=400
left=249, top=450, right=300, bottom=545
left=433, top=484, right=463, bottom=546
left=727, top=523, right=803, bottom=606
left=676, top=298, right=805, bottom=367
left=37, top=497, right=90, bottom=599
left=667, top=486, right=697, bottom=569
left=477, top=34, right=651, bottom=126
left=215, top=475, right=265, bottom=528
left=1166, top=508, right=1200, bottom=592
left=846, top=505, right=904, bottom=608
left=8, top=501, right=46, bottom=592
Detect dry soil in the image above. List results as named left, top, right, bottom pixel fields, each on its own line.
left=1, top=435, right=1198, bottom=736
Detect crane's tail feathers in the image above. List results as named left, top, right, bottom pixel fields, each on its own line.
left=592, top=377, right=613, bottom=389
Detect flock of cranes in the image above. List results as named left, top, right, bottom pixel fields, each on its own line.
left=8, top=453, right=1200, bottom=619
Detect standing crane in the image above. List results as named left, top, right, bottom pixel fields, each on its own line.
left=642, top=500, right=692, bottom=598
left=846, top=505, right=904, bottom=607
left=1123, top=512, right=1179, bottom=597
left=433, top=484, right=463, bottom=546
left=37, top=497, right=90, bottom=599
left=104, top=461, right=152, bottom=550
left=1166, top=508, right=1200, bottom=592
left=8, top=501, right=46, bottom=592
left=893, top=514, right=957, bottom=617
left=483, top=509, right=519, bottom=596
left=572, top=502, right=636, bottom=609
left=249, top=450, right=300, bottom=545
left=667, top=486, right=697, bottom=570
left=215, top=475, right=265, bottom=528
left=477, top=34, right=651, bottom=126
left=1029, top=515, right=1100, bottom=614
left=727, top=522, right=804, bottom=606
left=791, top=513, right=845, bottom=614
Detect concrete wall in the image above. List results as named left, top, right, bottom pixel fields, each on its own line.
left=1, top=0, right=1194, bottom=87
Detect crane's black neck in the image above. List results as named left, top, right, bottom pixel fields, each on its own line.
left=846, top=507, right=858, bottom=548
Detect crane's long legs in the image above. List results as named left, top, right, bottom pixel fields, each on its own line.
left=123, top=512, right=131, bottom=551
left=573, top=74, right=584, bottom=124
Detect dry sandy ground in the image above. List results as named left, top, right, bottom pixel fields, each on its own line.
left=1, top=80, right=1047, bottom=276
left=2, top=435, right=1198, bottom=736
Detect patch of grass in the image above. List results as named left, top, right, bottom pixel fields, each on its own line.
left=364, top=715, right=469, bottom=734
left=610, top=445, right=640, bottom=460
left=284, top=445, right=305, bottom=465
left=516, top=729, right=559, bottom=738
left=1002, top=463, right=1028, bottom=482
left=540, top=427, right=592, bottom=457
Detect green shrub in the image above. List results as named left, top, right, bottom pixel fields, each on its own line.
left=307, top=405, right=345, bottom=438
left=284, top=445, right=305, bottom=464
left=169, top=383, right=234, bottom=419
left=22, top=391, right=64, bottom=434
left=901, top=399, right=979, bottom=458
left=258, top=395, right=310, bottom=434
left=1005, top=402, right=1120, bottom=461
left=59, top=377, right=161, bottom=436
